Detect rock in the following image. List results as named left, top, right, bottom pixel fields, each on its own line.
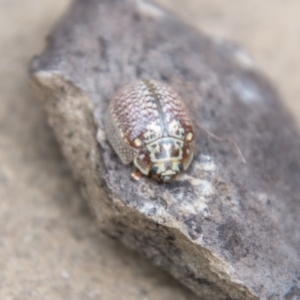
left=30, top=0, right=300, bottom=299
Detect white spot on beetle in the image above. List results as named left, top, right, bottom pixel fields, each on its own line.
left=134, top=138, right=142, bottom=147
left=186, top=132, right=193, bottom=142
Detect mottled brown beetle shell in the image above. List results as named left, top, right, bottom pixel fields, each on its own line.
left=105, top=79, right=195, bottom=182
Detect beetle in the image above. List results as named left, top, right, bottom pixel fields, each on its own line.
left=104, top=79, right=195, bottom=182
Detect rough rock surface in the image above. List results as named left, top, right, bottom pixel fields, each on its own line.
left=30, top=0, right=300, bottom=299
left=1, top=1, right=200, bottom=299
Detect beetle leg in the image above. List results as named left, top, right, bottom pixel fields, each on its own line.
left=131, top=170, right=143, bottom=181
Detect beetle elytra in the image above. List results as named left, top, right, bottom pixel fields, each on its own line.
left=105, top=79, right=195, bottom=182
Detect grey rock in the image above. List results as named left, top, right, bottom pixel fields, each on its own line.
left=30, top=0, right=300, bottom=299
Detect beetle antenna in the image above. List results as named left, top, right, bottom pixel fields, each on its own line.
left=196, top=123, right=246, bottom=164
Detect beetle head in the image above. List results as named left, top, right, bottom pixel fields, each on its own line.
left=134, top=137, right=194, bottom=182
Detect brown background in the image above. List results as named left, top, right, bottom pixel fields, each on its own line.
left=0, top=0, right=299, bottom=299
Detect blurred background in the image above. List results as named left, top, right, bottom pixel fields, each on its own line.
left=164, top=0, right=300, bottom=124
left=0, top=0, right=299, bottom=299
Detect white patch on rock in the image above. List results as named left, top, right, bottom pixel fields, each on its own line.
left=233, top=48, right=254, bottom=69
left=176, top=175, right=215, bottom=216
left=256, top=192, right=270, bottom=205
left=61, top=270, right=70, bottom=279
left=232, top=78, right=262, bottom=104
left=212, top=37, right=254, bottom=69
left=182, top=175, right=215, bottom=195
left=194, top=179, right=214, bottom=196
left=196, top=233, right=204, bottom=243
left=135, top=0, right=165, bottom=19
left=140, top=201, right=157, bottom=215
left=197, top=155, right=217, bottom=172
left=97, top=129, right=106, bottom=142
left=180, top=201, right=210, bottom=216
